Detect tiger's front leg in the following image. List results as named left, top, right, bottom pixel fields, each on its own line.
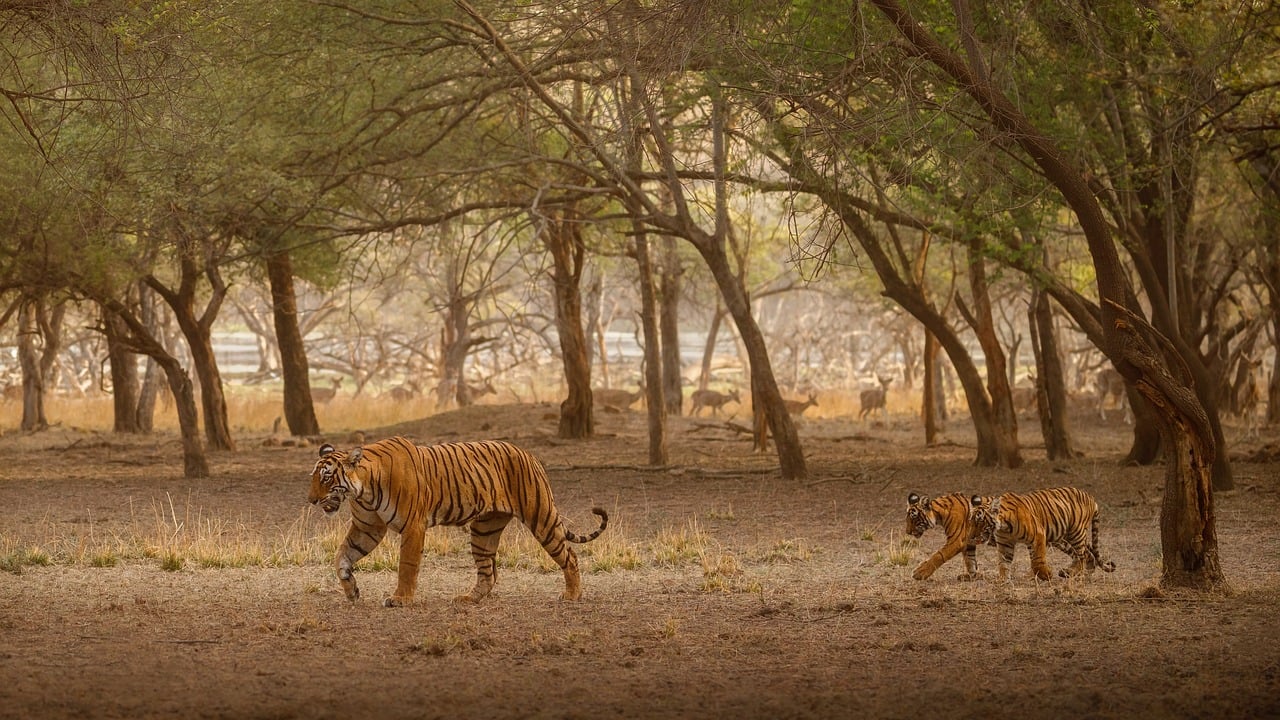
left=913, top=538, right=964, bottom=580
left=385, top=524, right=425, bottom=608
left=1029, top=534, right=1054, bottom=581
left=336, top=517, right=387, bottom=601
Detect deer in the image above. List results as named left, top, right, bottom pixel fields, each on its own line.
left=1095, top=368, right=1130, bottom=424
left=689, top=388, right=740, bottom=417
left=858, top=375, right=893, bottom=421
left=1011, top=373, right=1038, bottom=415
left=783, top=392, right=818, bottom=417
left=463, top=378, right=497, bottom=404
left=594, top=386, right=644, bottom=410
left=310, top=377, right=342, bottom=405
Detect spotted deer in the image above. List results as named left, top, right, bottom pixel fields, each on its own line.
left=859, top=375, right=893, bottom=421
left=689, top=388, right=740, bottom=417
left=783, top=392, right=818, bottom=417
left=594, top=387, right=643, bottom=410
left=1011, top=374, right=1038, bottom=415
left=311, top=377, right=343, bottom=405
left=1095, top=368, right=1130, bottom=424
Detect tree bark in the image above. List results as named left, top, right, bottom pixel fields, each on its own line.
left=1029, top=286, right=1077, bottom=459
left=266, top=250, right=320, bottom=437
left=103, top=305, right=142, bottom=433
left=17, top=299, right=47, bottom=432
left=546, top=210, right=594, bottom=439
left=658, top=238, right=684, bottom=416
left=633, top=226, right=668, bottom=466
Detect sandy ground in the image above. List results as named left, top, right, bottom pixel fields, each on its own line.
left=1, top=402, right=1278, bottom=719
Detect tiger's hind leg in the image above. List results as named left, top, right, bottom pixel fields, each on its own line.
left=457, top=512, right=513, bottom=603
left=527, top=517, right=583, bottom=601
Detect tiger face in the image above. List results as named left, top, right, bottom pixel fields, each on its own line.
left=905, top=493, right=935, bottom=537
left=969, top=494, right=1001, bottom=546
left=308, top=443, right=364, bottom=515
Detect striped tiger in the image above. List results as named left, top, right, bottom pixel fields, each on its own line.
left=969, top=487, right=1116, bottom=581
left=308, top=436, right=608, bottom=606
left=906, top=492, right=994, bottom=581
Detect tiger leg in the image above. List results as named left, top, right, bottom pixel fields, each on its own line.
left=529, top=519, right=583, bottom=601
left=1029, top=534, right=1054, bottom=580
left=912, top=539, right=965, bottom=580
left=959, top=543, right=980, bottom=581
left=457, top=513, right=512, bottom=603
left=385, top=524, right=425, bottom=608
left=995, top=535, right=1015, bottom=582
left=336, top=516, right=387, bottom=602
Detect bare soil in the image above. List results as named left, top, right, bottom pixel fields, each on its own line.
left=1, top=404, right=1278, bottom=719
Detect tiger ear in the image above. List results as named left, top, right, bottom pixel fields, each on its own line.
left=319, top=443, right=335, bottom=457
left=970, top=494, right=983, bottom=507
left=908, top=492, right=920, bottom=504
left=348, top=447, right=363, bottom=465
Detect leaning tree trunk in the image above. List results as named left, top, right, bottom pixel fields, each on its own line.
left=147, top=251, right=235, bottom=452
left=546, top=210, right=594, bottom=439
left=100, top=299, right=209, bottom=478
left=266, top=250, right=320, bottom=437
left=870, top=0, right=1223, bottom=587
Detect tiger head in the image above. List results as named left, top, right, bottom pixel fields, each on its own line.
left=308, top=443, right=366, bottom=515
left=969, top=494, right=1002, bottom=546
left=905, top=492, right=935, bottom=537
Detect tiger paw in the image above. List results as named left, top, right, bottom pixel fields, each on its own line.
left=452, top=593, right=480, bottom=604
left=911, top=566, right=932, bottom=581
left=559, top=589, right=582, bottom=601
left=383, top=596, right=410, bottom=608
left=957, top=572, right=984, bottom=582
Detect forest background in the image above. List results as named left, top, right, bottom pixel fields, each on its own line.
left=2, top=0, right=1278, bottom=596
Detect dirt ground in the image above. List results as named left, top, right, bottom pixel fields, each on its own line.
left=1, top=402, right=1278, bottom=720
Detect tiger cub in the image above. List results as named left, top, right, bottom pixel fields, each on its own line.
left=308, top=436, right=607, bottom=606
left=906, top=492, right=995, bottom=581
left=969, top=487, right=1116, bottom=581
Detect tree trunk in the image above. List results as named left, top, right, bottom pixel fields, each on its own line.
left=103, top=306, right=142, bottom=434
left=546, top=210, right=594, bottom=439
left=922, top=329, right=942, bottom=445
left=100, top=299, right=209, bottom=478
left=698, top=306, right=725, bottom=392
left=958, top=239, right=1023, bottom=468
left=634, top=226, right=668, bottom=466
left=1029, top=286, right=1077, bottom=459
left=658, top=238, right=684, bottom=416
left=266, top=250, right=320, bottom=437
left=147, top=250, right=235, bottom=451
left=134, top=284, right=163, bottom=433
left=17, top=299, right=47, bottom=432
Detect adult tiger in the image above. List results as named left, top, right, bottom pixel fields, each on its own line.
left=906, top=492, right=994, bottom=581
left=308, top=436, right=608, bottom=606
left=969, top=487, right=1116, bottom=581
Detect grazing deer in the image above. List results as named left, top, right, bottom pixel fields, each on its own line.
left=463, top=378, right=497, bottom=404
left=859, top=375, right=893, bottom=421
left=1011, top=374, right=1038, bottom=415
left=689, top=388, right=740, bottom=417
left=594, top=387, right=643, bottom=410
left=783, top=392, right=818, bottom=417
left=311, top=377, right=342, bottom=405
left=1095, top=368, right=1130, bottom=423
